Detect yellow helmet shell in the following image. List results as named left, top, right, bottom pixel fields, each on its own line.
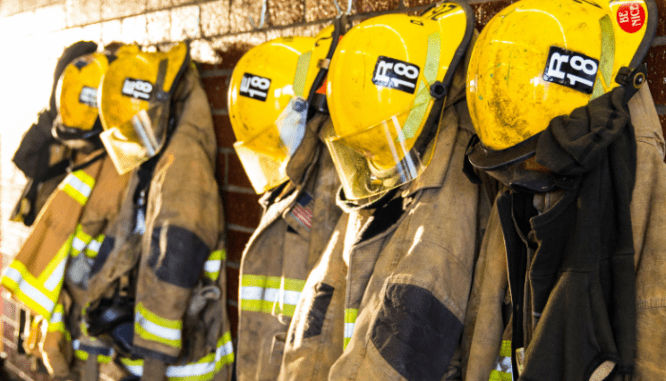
left=228, top=37, right=316, bottom=144
left=55, top=53, right=109, bottom=131
left=327, top=3, right=471, bottom=171
left=228, top=34, right=332, bottom=193
left=325, top=1, right=473, bottom=200
left=467, top=0, right=655, bottom=151
left=99, top=42, right=188, bottom=134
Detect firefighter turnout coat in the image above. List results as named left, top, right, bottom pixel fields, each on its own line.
left=458, top=84, right=666, bottom=381
left=278, top=62, right=493, bottom=381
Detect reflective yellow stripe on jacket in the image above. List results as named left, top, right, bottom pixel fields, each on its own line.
left=489, top=340, right=513, bottom=381
left=73, top=339, right=114, bottom=364
left=204, top=250, right=225, bottom=281
left=135, top=302, right=182, bottom=349
left=0, top=169, right=96, bottom=320
left=121, top=331, right=234, bottom=381
left=1, top=236, right=72, bottom=320
left=240, top=275, right=306, bottom=317
left=47, top=303, right=71, bottom=341
left=71, top=224, right=93, bottom=257
left=84, top=234, right=105, bottom=258
left=344, top=308, right=358, bottom=350
left=61, top=169, right=95, bottom=206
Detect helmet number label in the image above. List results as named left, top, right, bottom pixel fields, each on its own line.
left=240, top=73, right=271, bottom=102
left=372, top=56, right=420, bottom=94
left=122, top=78, right=154, bottom=101
left=543, top=46, right=598, bottom=94
left=79, top=86, right=98, bottom=108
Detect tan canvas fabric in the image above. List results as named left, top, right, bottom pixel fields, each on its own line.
left=85, top=67, right=233, bottom=380
left=236, top=114, right=343, bottom=381
left=459, top=84, right=666, bottom=381
left=278, top=55, right=493, bottom=379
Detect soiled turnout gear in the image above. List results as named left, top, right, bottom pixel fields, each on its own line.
left=235, top=22, right=343, bottom=381
left=459, top=0, right=658, bottom=379
left=11, top=40, right=98, bottom=226
left=279, top=22, right=490, bottom=381
left=459, top=83, right=666, bottom=381
left=1, top=149, right=131, bottom=377
left=85, top=58, right=233, bottom=380
left=325, top=1, right=473, bottom=200
left=236, top=115, right=342, bottom=381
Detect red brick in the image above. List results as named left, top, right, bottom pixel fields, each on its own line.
left=214, top=115, right=236, bottom=149
left=226, top=230, right=252, bottom=263
left=645, top=45, right=666, bottom=104
left=202, top=75, right=228, bottom=110
left=357, top=0, right=399, bottom=13
left=657, top=0, right=666, bottom=37
left=227, top=305, right=239, bottom=339
left=3, top=323, right=15, bottom=343
left=227, top=267, right=240, bottom=302
left=227, top=153, right=253, bottom=189
left=268, top=0, right=304, bottom=26
left=217, top=45, right=252, bottom=69
left=223, top=192, right=262, bottom=228
left=217, top=152, right=226, bottom=185
left=212, top=35, right=265, bottom=69
left=471, top=1, right=516, bottom=32
left=3, top=299, right=17, bottom=321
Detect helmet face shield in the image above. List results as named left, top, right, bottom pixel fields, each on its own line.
left=325, top=96, right=436, bottom=200
left=99, top=42, right=189, bottom=174
left=233, top=96, right=309, bottom=193
left=99, top=104, right=167, bottom=175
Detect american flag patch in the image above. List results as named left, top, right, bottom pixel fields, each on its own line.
left=290, top=192, right=314, bottom=230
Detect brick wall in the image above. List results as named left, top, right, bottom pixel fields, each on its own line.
left=0, top=0, right=665, bottom=379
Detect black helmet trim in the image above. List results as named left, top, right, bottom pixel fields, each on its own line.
left=467, top=132, right=540, bottom=171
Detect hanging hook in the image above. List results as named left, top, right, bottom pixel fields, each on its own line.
left=332, top=0, right=353, bottom=17
left=248, top=0, right=268, bottom=29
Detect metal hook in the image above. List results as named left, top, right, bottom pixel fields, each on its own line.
left=332, top=0, right=353, bottom=17
left=248, top=0, right=268, bottom=29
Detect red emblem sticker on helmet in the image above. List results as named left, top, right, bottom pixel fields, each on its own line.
left=616, top=2, right=645, bottom=34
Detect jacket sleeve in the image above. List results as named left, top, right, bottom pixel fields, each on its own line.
left=1, top=157, right=104, bottom=320
left=131, top=67, right=222, bottom=363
